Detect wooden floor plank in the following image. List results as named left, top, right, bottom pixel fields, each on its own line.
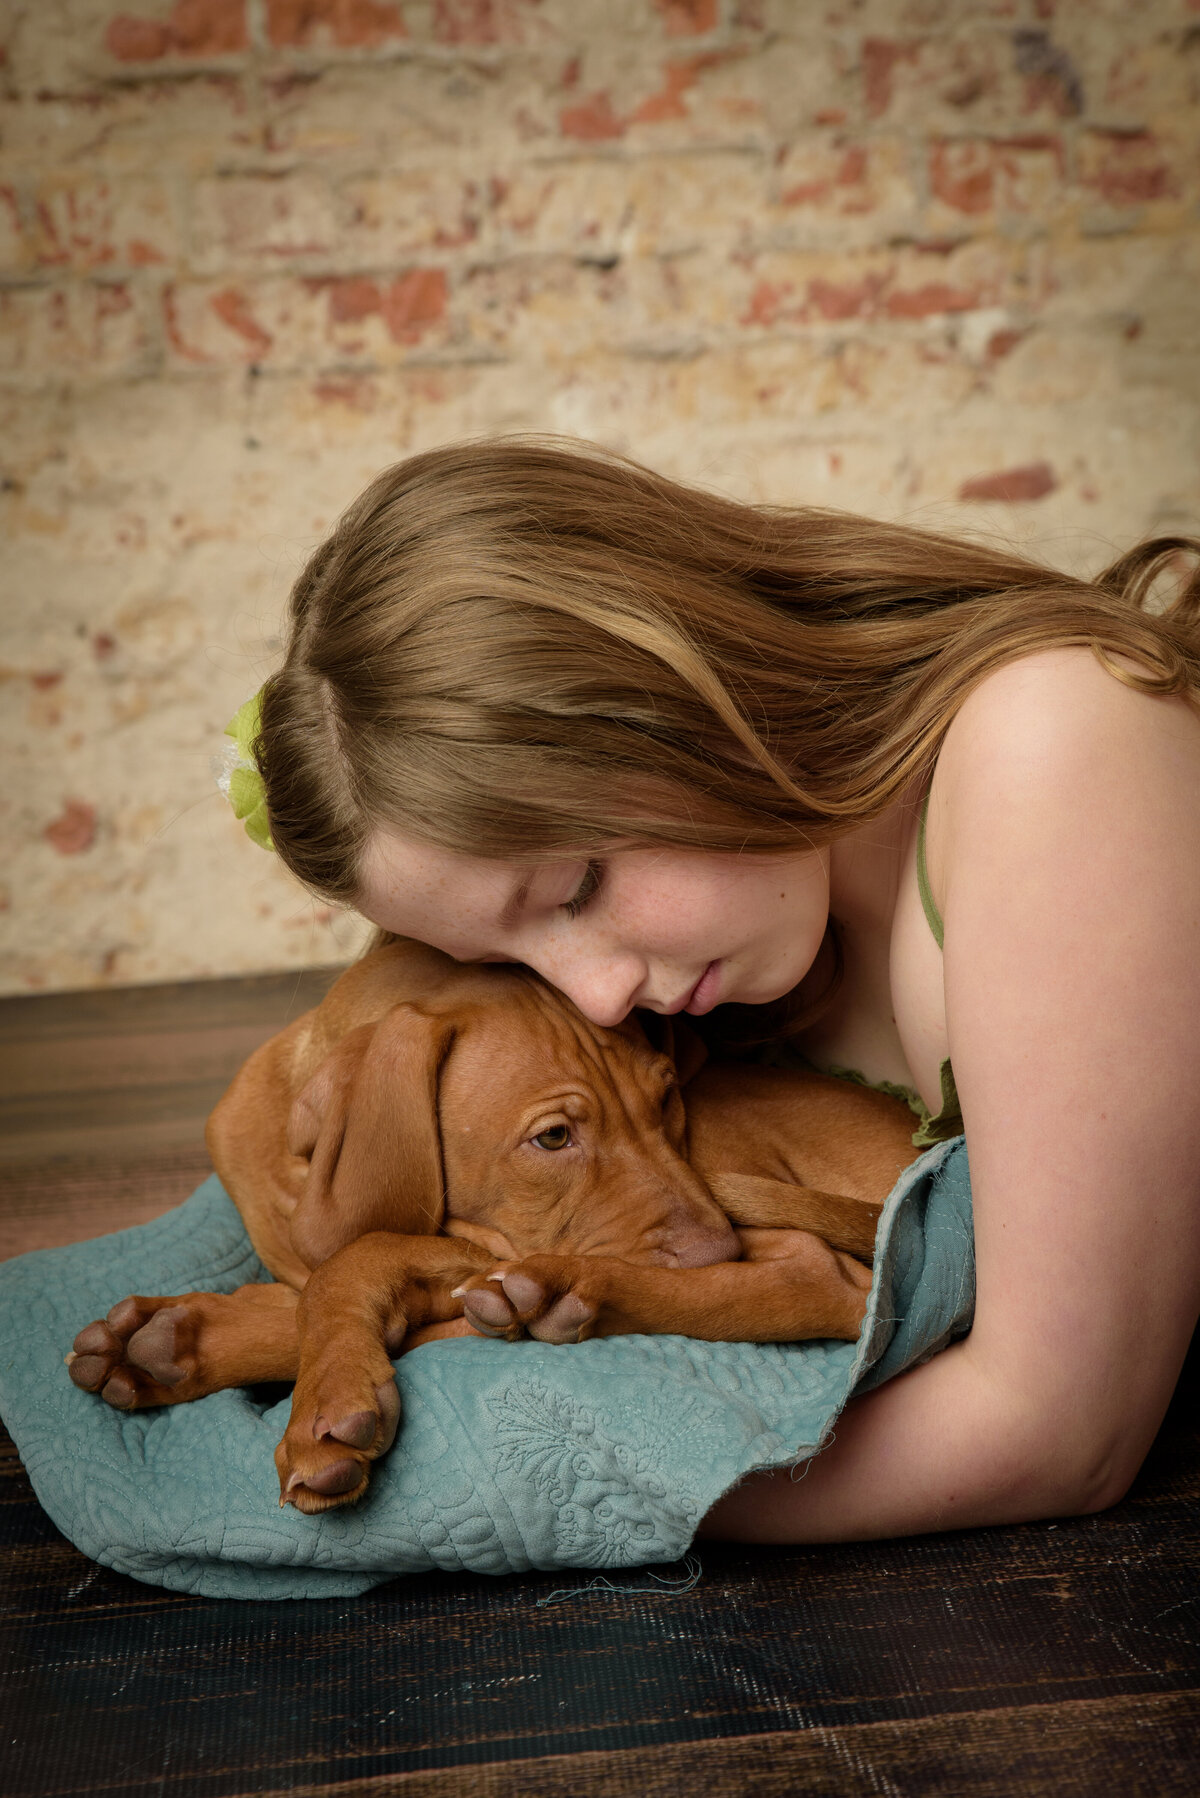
left=0, top=968, right=341, bottom=1045
left=0, top=967, right=340, bottom=1173
left=250, top=1694, right=1200, bottom=1798
left=0, top=1148, right=215, bottom=1258
left=1, top=1024, right=284, bottom=1102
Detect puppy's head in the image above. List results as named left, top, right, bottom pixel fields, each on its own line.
left=286, top=965, right=738, bottom=1271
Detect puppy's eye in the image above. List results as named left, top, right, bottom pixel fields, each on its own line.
left=533, top=1125, right=572, bottom=1151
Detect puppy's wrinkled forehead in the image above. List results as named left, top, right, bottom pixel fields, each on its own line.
left=441, top=972, right=671, bottom=1111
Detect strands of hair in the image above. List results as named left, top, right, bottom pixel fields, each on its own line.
left=257, top=436, right=1200, bottom=917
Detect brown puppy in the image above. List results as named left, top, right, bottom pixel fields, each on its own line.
left=68, top=941, right=918, bottom=1513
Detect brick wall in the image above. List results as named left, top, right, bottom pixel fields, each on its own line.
left=2, top=0, right=1198, bottom=992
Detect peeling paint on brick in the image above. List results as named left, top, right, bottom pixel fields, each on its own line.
left=1080, top=130, right=1177, bottom=207
left=211, top=287, right=273, bottom=355
left=44, top=800, right=97, bottom=856
left=266, top=0, right=407, bottom=50
left=655, top=0, right=718, bottom=35
left=433, top=1, right=528, bottom=47
left=861, top=38, right=917, bottom=120
left=106, top=0, right=249, bottom=62
left=958, top=461, right=1059, bottom=502
left=560, top=91, right=625, bottom=142
left=311, top=268, right=447, bottom=343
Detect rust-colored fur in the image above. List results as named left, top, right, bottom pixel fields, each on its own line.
left=69, top=942, right=918, bottom=1513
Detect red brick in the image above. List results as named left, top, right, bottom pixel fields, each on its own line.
left=780, top=143, right=863, bottom=207
left=321, top=274, right=381, bottom=324
left=929, top=138, right=992, bottom=215
left=0, top=281, right=153, bottom=379
left=105, top=0, right=248, bottom=61
left=265, top=0, right=406, bottom=49
left=737, top=244, right=1016, bottom=331
left=741, top=271, right=882, bottom=327
left=1078, top=129, right=1178, bottom=207
left=741, top=279, right=793, bottom=327
left=986, top=326, right=1028, bottom=360
left=341, top=171, right=485, bottom=259
left=165, top=274, right=455, bottom=367
left=655, top=0, right=718, bottom=34
left=210, top=287, right=273, bottom=354
left=857, top=33, right=1024, bottom=128
left=0, top=184, right=30, bottom=273
left=432, top=1, right=530, bottom=45
left=560, top=92, right=625, bottom=141
left=164, top=281, right=278, bottom=362
left=861, top=38, right=917, bottom=119
left=630, top=56, right=719, bottom=125
left=44, top=800, right=96, bottom=855
left=929, top=135, right=1066, bottom=220
left=379, top=268, right=447, bottom=341
left=312, top=374, right=379, bottom=408
left=811, top=274, right=886, bottom=321
left=958, top=461, right=1058, bottom=502
left=775, top=136, right=913, bottom=226
left=559, top=48, right=752, bottom=148
left=886, top=280, right=985, bottom=320
left=309, top=268, right=447, bottom=344
left=163, top=285, right=211, bottom=362
left=32, top=177, right=179, bottom=273
left=191, top=173, right=338, bottom=270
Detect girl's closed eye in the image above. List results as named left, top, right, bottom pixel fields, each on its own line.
left=562, top=861, right=603, bottom=918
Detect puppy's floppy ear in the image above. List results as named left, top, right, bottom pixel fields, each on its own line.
left=635, top=1012, right=709, bottom=1087
left=287, top=1002, right=457, bottom=1268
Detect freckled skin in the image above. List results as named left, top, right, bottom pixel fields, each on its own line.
left=355, top=834, right=835, bottom=1031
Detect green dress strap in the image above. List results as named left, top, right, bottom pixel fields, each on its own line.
left=916, top=786, right=945, bottom=951
left=756, top=1045, right=964, bottom=1150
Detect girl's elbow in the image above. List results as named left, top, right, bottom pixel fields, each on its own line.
left=1072, top=1441, right=1143, bottom=1516
left=1012, top=1424, right=1144, bottom=1521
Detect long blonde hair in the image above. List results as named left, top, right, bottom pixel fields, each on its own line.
left=258, top=436, right=1200, bottom=904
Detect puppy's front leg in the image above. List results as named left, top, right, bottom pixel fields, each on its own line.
left=68, top=1282, right=301, bottom=1408
left=459, top=1229, right=873, bottom=1349
left=276, top=1233, right=494, bottom=1514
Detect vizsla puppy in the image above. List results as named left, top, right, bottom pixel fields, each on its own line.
left=68, top=940, right=918, bottom=1513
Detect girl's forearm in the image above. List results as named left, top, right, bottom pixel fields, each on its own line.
left=697, top=1337, right=1129, bottom=1544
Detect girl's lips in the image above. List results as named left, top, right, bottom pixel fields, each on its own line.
left=684, top=960, right=722, bottom=1016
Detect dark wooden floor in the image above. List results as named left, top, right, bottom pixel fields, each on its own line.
left=1, top=973, right=1198, bottom=1798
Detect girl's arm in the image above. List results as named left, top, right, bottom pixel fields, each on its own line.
left=702, top=649, right=1200, bottom=1542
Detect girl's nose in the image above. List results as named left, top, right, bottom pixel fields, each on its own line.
left=536, top=948, right=646, bottom=1028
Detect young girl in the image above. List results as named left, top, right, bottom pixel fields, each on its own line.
left=252, top=437, right=1200, bottom=1544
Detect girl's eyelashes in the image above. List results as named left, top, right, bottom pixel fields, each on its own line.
left=562, top=861, right=603, bottom=918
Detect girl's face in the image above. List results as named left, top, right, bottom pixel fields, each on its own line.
left=356, top=832, right=832, bottom=1029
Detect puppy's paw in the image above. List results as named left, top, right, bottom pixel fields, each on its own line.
left=67, top=1296, right=205, bottom=1409
left=457, top=1256, right=602, bottom=1346
left=275, top=1368, right=400, bottom=1514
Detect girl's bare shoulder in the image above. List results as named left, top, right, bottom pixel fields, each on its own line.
left=930, top=645, right=1200, bottom=894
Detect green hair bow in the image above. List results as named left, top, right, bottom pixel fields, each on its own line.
left=219, top=690, right=274, bottom=851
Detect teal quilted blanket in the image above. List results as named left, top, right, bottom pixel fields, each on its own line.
left=0, top=1138, right=972, bottom=1600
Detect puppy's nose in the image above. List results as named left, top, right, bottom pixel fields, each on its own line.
left=664, top=1219, right=741, bottom=1268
